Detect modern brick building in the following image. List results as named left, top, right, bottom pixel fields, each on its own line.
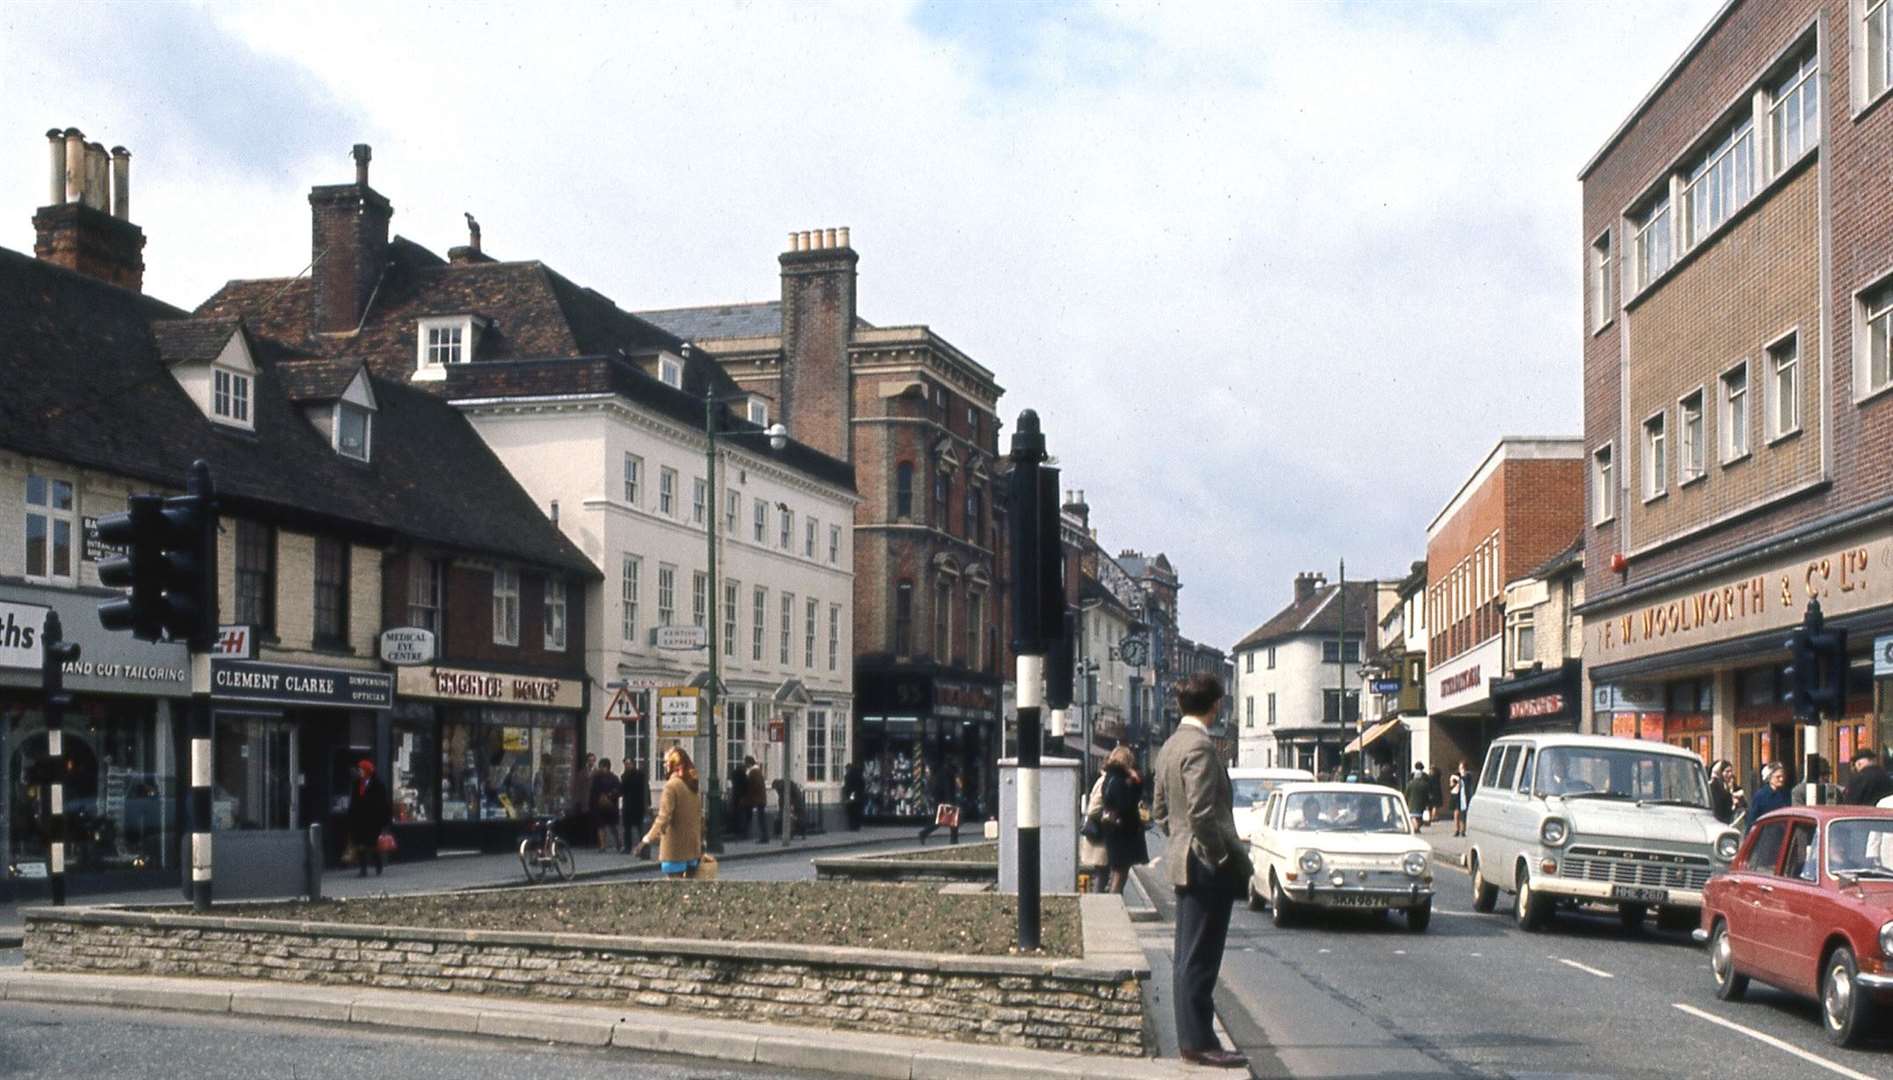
left=641, top=231, right=1008, bottom=819
left=1424, top=438, right=1584, bottom=777
left=1579, top=0, right=1893, bottom=790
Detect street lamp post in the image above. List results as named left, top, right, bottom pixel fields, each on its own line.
left=696, top=353, right=787, bottom=856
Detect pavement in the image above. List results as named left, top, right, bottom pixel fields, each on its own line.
left=0, top=824, right=919, bottom=947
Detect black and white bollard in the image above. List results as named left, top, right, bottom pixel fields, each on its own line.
left=190, top=655, right=213, bottom=910
left=1017, top=653, right=1043, bottom=951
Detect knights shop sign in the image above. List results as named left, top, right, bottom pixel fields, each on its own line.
left=396, top=664, right=582, bottom=710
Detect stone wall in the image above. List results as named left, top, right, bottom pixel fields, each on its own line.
left=25, top=903, right=1148, bottom=1057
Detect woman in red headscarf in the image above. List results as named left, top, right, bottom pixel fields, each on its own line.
left=345, top=758, right=393, bottom=877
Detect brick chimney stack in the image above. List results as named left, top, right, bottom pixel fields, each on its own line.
left=777, top=225, right=857, bottom=463
left=310, top=143, right=392, bottom=334
left=1293, top=571, right=1327, bottom=604
left=33, top=126, right=146, bottom=291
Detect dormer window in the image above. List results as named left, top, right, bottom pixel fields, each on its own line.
left=415, top=316, right=482, bottom=381
left=659, top=353, right=683, bottom=389
left=336, top=402, right=371, bottom=461
left=747, top=397, right=769, bottom=425
left=213, top=367, right=251, bottom=426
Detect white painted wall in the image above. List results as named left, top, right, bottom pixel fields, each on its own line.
left=1235, top=636, right=1330, bottom=767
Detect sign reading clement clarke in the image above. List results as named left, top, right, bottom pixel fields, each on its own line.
left=395, top=665, right=583, bottom=710
left=1589, top=528, right=1893, bottom=667
left=210, top=660, right=394, bottom=709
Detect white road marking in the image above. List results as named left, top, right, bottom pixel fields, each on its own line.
left=1553, top=957, right=1614, bottom=979
left=1318, top=948, right=1331, bottom=954
left=1468, top=953, right=1482, bottom=958
left=1672, top=1003, right=1876, bottom=1080
left=1393, top=949, right=1407, bottom=956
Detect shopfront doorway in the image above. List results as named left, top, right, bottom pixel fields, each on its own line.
left=213, top=713, right=299, bottom=832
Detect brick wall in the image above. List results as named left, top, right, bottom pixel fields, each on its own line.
left=779, top=248, right=857, bottom=463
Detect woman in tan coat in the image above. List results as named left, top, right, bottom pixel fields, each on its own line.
left=639, top=745, right=704, bottom=878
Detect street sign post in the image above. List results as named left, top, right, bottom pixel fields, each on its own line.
left=605, top=686, right=643, bottom=722
left=656, top=687, right=703, bottom=737
left=654, top=626, right=707, bottom=651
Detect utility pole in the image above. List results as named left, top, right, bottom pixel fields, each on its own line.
left=703, top=379, right=725, bottom=855
left=1337, top=558, right=1347, bottom=778
left=41, top=612, right=80, bottom=905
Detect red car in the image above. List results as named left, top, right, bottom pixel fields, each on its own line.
left=1698, top=805, right=1893, bottom=1046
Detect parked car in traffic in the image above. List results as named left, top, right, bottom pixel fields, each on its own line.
left=1697, top=805, right=1893, bottom=1047
left=1465, top=734, right=1740, bottom=932
left=1247, top=781, right=1434, bottom=931
left=1230, top=766, right=1315, bottom=844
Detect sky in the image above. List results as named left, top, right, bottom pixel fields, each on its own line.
left=2, top=0, right=1725, bottom=652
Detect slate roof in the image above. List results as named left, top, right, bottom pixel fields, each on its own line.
left=273, top=357, right=362, bottom=402
left=1233, top=580, right=1381, bottom=652
left=0, top=246, right=596, bottom=578
left=637, top=300, right=874, bottom=342
left=152, top=317, right=241, bottom=366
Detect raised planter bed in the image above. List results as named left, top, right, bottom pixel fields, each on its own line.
left=813, top=841, right=1000, bottom=884
left=23, top=883, right=1150, bottom=1057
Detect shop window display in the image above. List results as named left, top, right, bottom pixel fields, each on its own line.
left=6, top=698, right=175, bottom=878
left=860, top=717, right=927, bottom=817
left=439, top=708, right=575, bottom=822
left=389, top=713, right=436, bottom=824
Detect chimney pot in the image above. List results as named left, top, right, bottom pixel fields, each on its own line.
left=352, top=143, right=372, bottom=186
left=824, top=227, right=837, bottom=249
left=838, top=226, right=850, bottom=248
left=786, top=231, right=798, bottom=253
left=63, top=129, right=85, bottom=205
left=45, top=129, right=66, bottom=207
left=85, top=142, right=109, bottom=212
left=110, top=146, right=130, bottom=221
left=465, top=212, right=481, bottom=254
left=797, top=230, right=811, bottom=251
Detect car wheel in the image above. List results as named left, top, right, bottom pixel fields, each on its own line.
left=1515, top=866, right=1549, bottom=931
left=1270, top=873, right=1297, bottom=928
left=1823, top=945, right=1877, bottom=1047
left=1619, top=904, right=1647, bottom=933
left=1246, top=873, right=1267, bottom=912
left=1405, top=900, right=1432, bottom=933
left=1710, top=921, right=1748, bottom=1002
left=1470, top=855, right=1498, bottom=914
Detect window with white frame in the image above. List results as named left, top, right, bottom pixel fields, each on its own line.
left=1871, top=0, right=1892, bottom=102
left=724, top=580, right=738, bottom=658
left=1245, top=652, right=1254, bottom=674
left=779, top=506, right=793, bottom=550
left=692, top=478, right=707, bottom=526
left=659, top=468, right=676, bottom=516
left=1643, top=412, right=1668, bottom=500
left=1679, top=389, right=1706, bottom=482
left=544, top=579, right=567, bottom=651
left=805, top=707, right=830, bottom=783
left=828, top=604, right=841, bottom=671
left=1682, top=117, right=1754, bottom=249
left=659, top=354, right=682, bottom=388
left=422, top=321, right=465, bottom=367
left=805, top=518, right=817, bottom=558
left=1266, top=645, right=1276, bottom=669
left=805, top=597, right=817, bottom=668
left=752, top=498, right=767, bottom=543
left=1768, top=333, right=1801, bottom=439
left=492, top=565, right=520, bottom=646
left=1513, top=611, right=1536, bottom=667
left=1861, top=279, right=1893, bottom=397
left=692, top=571, right=708, bottom=628
left=405, top=554, right=438, bottom=636
left=1769, top=51, right=1819, bottom=176
left=657, top=564, right=676, bottom=626
left=314, top=539, right=349, bottom=648
left=752, top=586, right=767, bottom=661
left=335, top=401, right=371, bottom=461
left=623, top=454, right=642, bottom=505
left=23, top=474, right=75, bottom=582
left=622, top=556, right=640, bottom=642
left=1592, top=443, right=1615, bottom=523
left=828, top=524, right=841, bottom=564
left=1245, top=697, right=1254, bottom=728
left=725, top=699, right=749, bottom=775
left=212, top=367, right=252, bottom=426
left=1634, top=194, right=1674, bottom=289
left=1267, top=692, right=1277, bottom=725
left=780, top=591, right=794, bottom=664
left=830, top=710, right=848, bottom=780
left=1592, top=231, right=1613, bottom=331
left=725, top=490, right=739, bottom=534
left=747, top=398, right=768, bottom=426
left=1721, top=363, right=1750, bottom=460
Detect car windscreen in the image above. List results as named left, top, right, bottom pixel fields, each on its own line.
left=1281, top=791, right=1410, bottom=833
left=1233, top=778, right=1292, bottom=806
left=1535, top=746, right=1709, bottom=808
left=1827, top=819, right=1893, bottom=878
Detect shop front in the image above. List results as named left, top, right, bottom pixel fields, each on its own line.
left=1425, top=637, right=1501, bottom=777
left=1491, top=659, right=1584, bottom=736
left=394, top=664, right=585, bottom=854
left=0, top=584, right=189, bottom=900
left=856, top=668, right=1000, bottom=822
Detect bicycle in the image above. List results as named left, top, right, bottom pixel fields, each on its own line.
left=517, top=815, right=576, bottom=883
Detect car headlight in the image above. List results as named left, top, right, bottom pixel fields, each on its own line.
left=1881, top=921, right=1893, bottom=959
left=1540, top=818, right=1569, bottom=847
left=1715, top=832, right=1741, bottom=862
left=1404, top=851, right=1429, bottom=877
left=1298, top=850, right=1324, bottom=876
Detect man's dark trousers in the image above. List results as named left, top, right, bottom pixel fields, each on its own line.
left=1174, top=852, right=1237, bottom=1053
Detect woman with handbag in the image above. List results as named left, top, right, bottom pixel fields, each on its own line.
left=1099, top=746, right=1149, bottom=894
left=591, top=758, right=623, bottom=852
left=345, top=759, right=392, bottom=878
left=638, top=746, right=703, bottom=879
left=1078, top=769, right=1110, bottom=891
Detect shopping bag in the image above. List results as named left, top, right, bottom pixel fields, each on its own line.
left=935, top=804, right=960, bottom=828
left=339, top=843, right=359, bottom=867
left=376, top=829, right=398, bottom=855
left=693, top=853, right=720, bottom=881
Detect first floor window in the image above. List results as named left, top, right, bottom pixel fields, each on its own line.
left=237, top=520, right=278, bottom=632
left=894, top=583, right=914, bottom=656
left=692, top=478, right=707, bottom=525
left=659, top=468, right=676, bottom=516
left=1513, top=611, right=1536, bottom=665
left=780, top=507, right=794, bottom=550
left=805, top=518, right=817, bottom=558
left=829, top=524, right=841, bottom=564
left=1865, top=282, right=1893, bottom=396
left=1768, top=51, right=1819, bottom=176
left=724, top=580, right=738, bottom=658
left=753, top=499, right=767, bottom=543
left=1593, top=444, right=1615, bottom=522
left=23, top=474, right=75, bottom=582
left=1679, top=389, right=1705, bottom=481
left=1322, top=689, right=1360, bottom=724
left=405, top=553, right=439, bottom=636
left=1592, top=231, right=1613, bottom=330
left=657, top=564, right=676, bottom=626
left=725, top=489, right=740, bottom=533
left=753, top=587, right=768, bottom=661
left=1643, top=413, right=1668, bottom=499
left=692, top=571, right=708, bottom=629
left=622, top=556, right=641, bottom=642
left=315, top=538, right=350, bottom=647
left=806, top=708, right=831, bottom=783
left=1267, top=693, right=1277, bottom=725
left=966, top=593, right=982, bottom=671
left=1634, top=195, right=1673, bottom=289
left=1721, top=365, right=1749, bottom=460
left=805, top=597, right=818, bottom=668
left=1769, top=334, right=1800, bottom=438
left=623, top=454, right=642, bottom=505
left=1871, top=0, right=1891, bottom=101
left=1245, top=697, right=1255, bottom=728
left=780, top=592, right=794, bottom=665
left=828, top=604, right=841, bottom=671
left=491, top=563, right=518, bottom=646
left=543, top=578, right=567, bottom=651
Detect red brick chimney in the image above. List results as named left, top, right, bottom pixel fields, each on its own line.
left=778, top=226, right=856, bottom=462
left=33, top=127, right=145, bottom=292
left=1293, top=572, right=1327, bottom=604
left=309, top=144, right=392, bottom=334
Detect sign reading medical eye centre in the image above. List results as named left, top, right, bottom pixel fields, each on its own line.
left=395, top=664, right=582, bottom=710
left=379, top=627, right=437, bottom=666
left=212, top=659, right=393, bottom=709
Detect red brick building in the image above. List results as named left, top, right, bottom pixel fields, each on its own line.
left=641, top=230, right=1009, bottom=819
left=1580, top=0, right=1893, bottom=790
left=1424, top=438, right=1584, bottom=776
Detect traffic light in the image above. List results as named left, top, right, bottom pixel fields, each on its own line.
left=41, top=613, right=80, bottom=706
left=95, top=462, right=218, bottom=649
left=1783, top=600, right=1849, bottom=723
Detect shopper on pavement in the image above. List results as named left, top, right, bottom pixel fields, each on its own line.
left=1843, top=750, right=1893, bottom=806
left=1709, top=759, right=1736, bottom=824
left=1101, top=746, right=1149, bottom=895
left=1078, top=768, right=1110, bottom=891
left=917, top=761, right=960, bottom=844
left=591, top=758, right=623, bottom=852
left=1151, top=672, right=1250, bottom=1071
left=619, top=758, right=647, bottom=851
left=842, top=761, right=866, bottom=831
left=1448, top=761, right=1472, bottom=837
left=1747, top=762, right=1792, bottom=835
left=1405, top=765, right=1431, bottom=831
left=1425, top=765, right=1443, bottom=826
left=345, top=758, right=392, bottom=878
left=743, top=756, right=769, bottom=843
left=639, top=746, right=703, bottom=879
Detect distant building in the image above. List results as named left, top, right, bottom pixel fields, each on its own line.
left=1358, top=562, right=1428, bottom=777
left=1232, top=573, right=1384, bottom=775
left=1492, top=540, right=1586, bottom=739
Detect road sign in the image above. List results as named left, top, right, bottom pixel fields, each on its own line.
left=657, top=687, right=703, bottom=736
left=654, top=625, right=707, bottom=651
left=1371, top=679, right=1402, bottom=695
left=605, top=686, right=642, bottom=722
left=1118, top=635, right=1148, bottom=667
left=611, top=675, right=670, bottom=690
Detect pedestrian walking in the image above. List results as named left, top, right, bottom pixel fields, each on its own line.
left=345, top=759, right=392, bottom=878
left=1448, top=761, right=1472, bottom=837
left=1792, top=757, right=1843, bottom=806
left=743, top=756, right=769, bottom=843
left=591, top=757, right=623, bottom=852
left=618, top=758, right=647, bottom=852
left=917, top=761, right=960, bottom=844
left=1709, top=759, right=1736, bottom=824
left=1100, top=746, right=1150, bottom=895
left=842, top=761, right=867, bottom=831
left=1375, top=764, right=1398, bottom=790
left=1078, top=768, right=1109, bottom=892
left=1842, top=750, right=1893, bottom=806
left=1425, top=766, right=1443, bottom=826
left=1405, top=764, right=1430, bottom=831
left=638, top=746, right=704, bottom=879
left=1151, top=672, right=1250, bottom=1071
left=1747, top=762, right=1791, bottom=834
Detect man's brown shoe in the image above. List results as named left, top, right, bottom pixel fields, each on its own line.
left=1180, top=1048, right=1249, bottom=1069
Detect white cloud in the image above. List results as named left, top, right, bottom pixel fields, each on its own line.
left=1, top=0, right=1722, bottom=648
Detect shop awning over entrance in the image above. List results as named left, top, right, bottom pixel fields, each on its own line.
left=1345, top=717, right=1403, bottom=755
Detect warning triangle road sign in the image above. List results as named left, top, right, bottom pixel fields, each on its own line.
left=605, top=686, right=641, bottom=722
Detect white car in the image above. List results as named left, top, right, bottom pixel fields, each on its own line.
left=1247, top=781, right=1435, bottom=931
left=1230, top=766, right=1315, bottom=845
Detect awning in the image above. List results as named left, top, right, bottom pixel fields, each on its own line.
left=1344, top=718, right=1404, bottom=754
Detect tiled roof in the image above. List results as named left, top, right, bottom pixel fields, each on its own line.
left=1233, top=580, right=1381, bottom=652
left=638, top=301, right=874, bottom=343
left=0, top=246, right=596, bottom=578
left=152, top=317, right=240, bottom=366
left=273, top=358, right=361, bottom=402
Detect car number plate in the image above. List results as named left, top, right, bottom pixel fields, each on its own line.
left=1326, top=893, right=1386, bottom=908
left=1610, top=885, right=1668, bottom=904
